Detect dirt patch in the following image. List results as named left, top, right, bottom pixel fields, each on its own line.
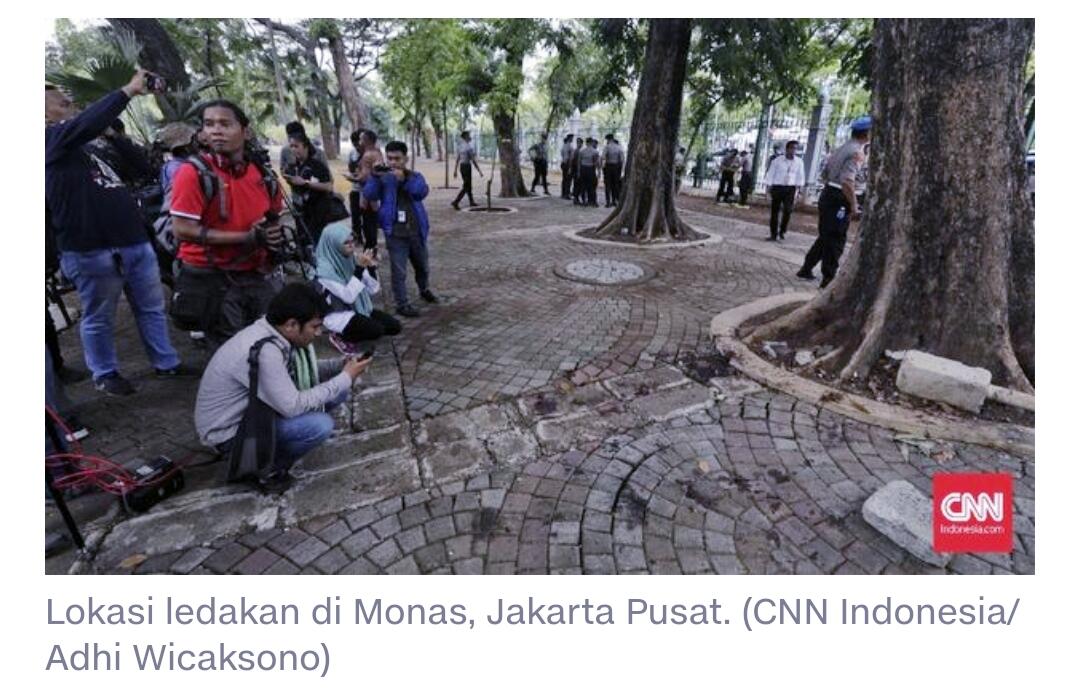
left=677, top=193, right=867, bottom=239
left=675, top=349, right=734, bottom=383
left=464, top=206, right=517, bottom=214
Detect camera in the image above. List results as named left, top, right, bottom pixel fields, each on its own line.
left=144, top=73, right=167, bottom=93
left=244, top=139, right=272, bottom=167
left=373, top=163, right=390, bottom=174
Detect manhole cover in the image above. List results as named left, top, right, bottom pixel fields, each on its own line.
left=554, top=258, right=655, bottom=286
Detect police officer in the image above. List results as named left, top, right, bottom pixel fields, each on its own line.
left=559, top=134, right=575, bottom=199
left=601, top=134, right=624, bottom=207
left=452, top=130, right=484, bottom=210
left=528, top=134, right=550, bottom=195
left=577, top=138, right=601, bottom=207
left=797, top=116, right=871, bottom=288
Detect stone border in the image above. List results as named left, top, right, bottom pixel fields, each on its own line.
left=552, top=259, right=658, bottom=287
left=562, top=225, right=724, bottom=249
left=504, top=194, right=554, bottom=203
left=464, top=206, right=519, bottom=214
left=710, top=293, right=1035, bottom=457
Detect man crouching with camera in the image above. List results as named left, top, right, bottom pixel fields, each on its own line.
left=195, top=283, right=371, bottom=493
left=169, top=100, right=286, bottom=349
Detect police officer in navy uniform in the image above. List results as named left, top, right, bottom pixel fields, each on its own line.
left=797, top=116, right=871, bottom=288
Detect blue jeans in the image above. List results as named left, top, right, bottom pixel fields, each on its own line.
left=274, top=389, right=347, bottom=469
left=59, top=242, right=180, bottom=380
left=386, top=233, right=429, bottom=308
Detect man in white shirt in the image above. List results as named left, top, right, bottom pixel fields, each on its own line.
left=763, top=140, right=805, bottom=240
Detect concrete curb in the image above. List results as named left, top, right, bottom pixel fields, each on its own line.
left=710, top=294, right=1035, bottom=458
left=562, top=226, right=724, bottom=249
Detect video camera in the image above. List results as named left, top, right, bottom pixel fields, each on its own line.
left=245, top=139, right=272, bottom=168
left=260, top=209, right=315, bottom=273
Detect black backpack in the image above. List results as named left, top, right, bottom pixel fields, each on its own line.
left=225, top=337, right=280, bottom=482
left=155, top=156, right=280, bottom=257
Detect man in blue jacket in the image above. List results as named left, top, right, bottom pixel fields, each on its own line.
left=363, top=140, right=438, bottom=318
left=46, top=69, right=196, bottom=396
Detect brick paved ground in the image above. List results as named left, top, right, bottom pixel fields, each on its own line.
left=45, top=161, right=1033, bottom=575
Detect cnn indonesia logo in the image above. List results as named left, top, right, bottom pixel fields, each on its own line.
left=933, top=473, right=1013, bottom=553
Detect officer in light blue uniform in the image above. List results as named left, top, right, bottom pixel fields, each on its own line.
left=797, top=115, right=871, bottom=288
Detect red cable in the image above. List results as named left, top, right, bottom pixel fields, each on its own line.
left=46, top=406, right=190, bottom=495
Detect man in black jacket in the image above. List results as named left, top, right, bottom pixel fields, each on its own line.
left=46, top=70, right=196, bottom=396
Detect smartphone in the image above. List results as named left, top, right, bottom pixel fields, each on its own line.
left=144, top=73, right=167, bottom=93
left=357, top=349, right=375, bottom=361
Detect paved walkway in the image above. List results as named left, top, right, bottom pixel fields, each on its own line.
left=46, top=167, right=1034, bottom=575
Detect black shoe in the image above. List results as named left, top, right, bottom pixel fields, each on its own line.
left=765, top=236, right=777, bottom=242
left=451, top=202, right=460, bottom=211
left=544, top=190, right=551, bottom=195
left=420, top=290, right=439, bottom=304
left=56, top=365, right=89, bottom=385
left=820, top=277, right=833, bottom=289
left=252, top=471, right=294, bottom=495
left=795, top=269, right=816, bottom=281
left=94, top=373, right=135, bottom=397
left=397, top=304, right=420, bottom=318
left=155, top=363, right=201, bottom=379
left=779, top=233, right=786, bottom=240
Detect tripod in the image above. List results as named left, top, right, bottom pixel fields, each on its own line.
left=270, top=170, right=319, bottom=280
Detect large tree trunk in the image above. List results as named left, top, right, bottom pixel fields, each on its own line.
left=494, top=110, right=528, bottom=197
left=328, top=33, right=366, bottom=132
left=107, top=18, right=190, bottom=89
left=442, top=101, right=451, bottom=188
left=432, top=115, right=445, bottom=162
left=750, top=19, right=1035, bottom=391
left=589, top=19, right=697, bottom=242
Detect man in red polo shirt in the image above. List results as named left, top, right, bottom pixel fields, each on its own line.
left=169, top=100, right=285, bottom=347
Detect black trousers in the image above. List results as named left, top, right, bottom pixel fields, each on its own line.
left=453, top=163, right=476, bottom=206
left=769, top=185, right=796, bottom=238
left=603, top=164, right=622, bottom=206
left=718, top=170, right=736, bottom=200
left=172, top=265, right=283, bottom=349
left=561, top=162, right=573, bottom=198
left=739, top=172, right=753, bottom=205
left=801, top=187, right=851, bottom=285
left=580, top=166, right=598, bottom=206
left=531, top=159, right=549, bottom=193
left=349, top=190, right=364, bottom=243
left=340, top=309, right=402, bottom=342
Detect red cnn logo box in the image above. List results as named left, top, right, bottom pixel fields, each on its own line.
left=933, top=473, right=1013, bottom=553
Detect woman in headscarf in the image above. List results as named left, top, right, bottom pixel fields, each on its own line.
left=313, top=220, right=401, bottom=354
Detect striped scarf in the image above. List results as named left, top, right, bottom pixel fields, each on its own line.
left=289, top=343, right=320, bottom=392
